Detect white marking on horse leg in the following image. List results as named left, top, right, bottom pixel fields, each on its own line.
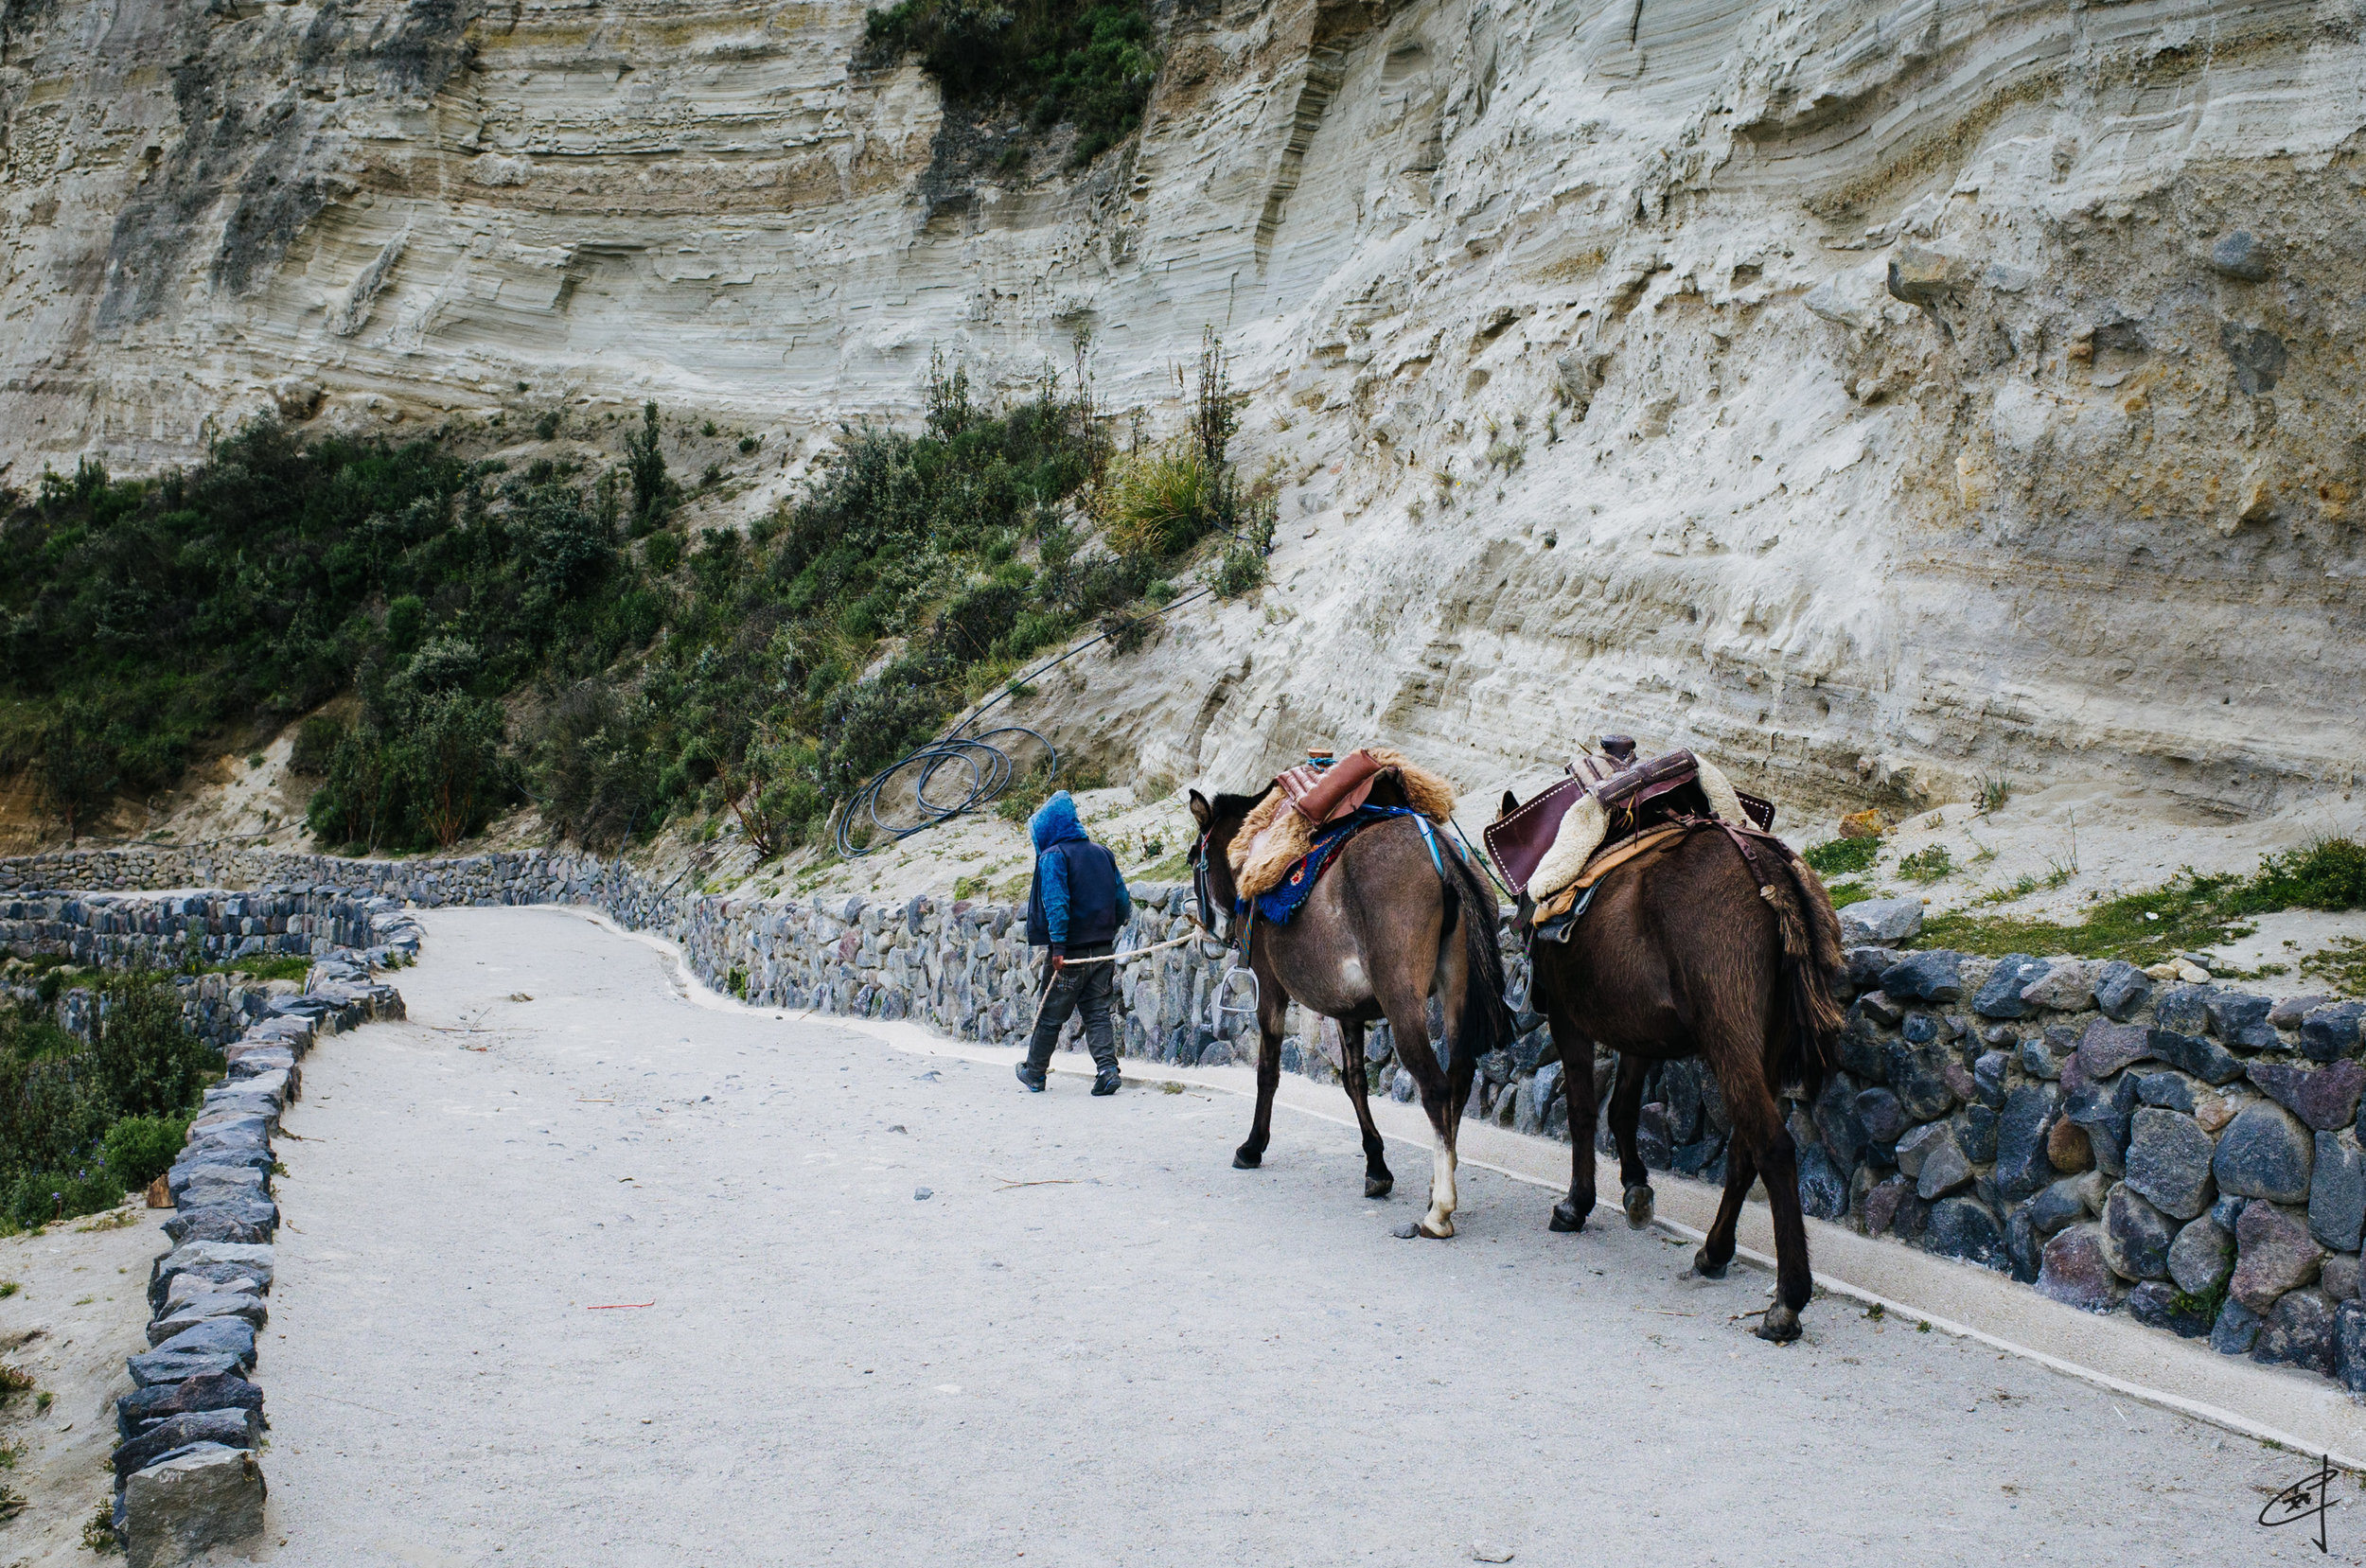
left=1422, top=1135, right=1458, bottom=1237
left=1337, top=954, right=1367, bottom=993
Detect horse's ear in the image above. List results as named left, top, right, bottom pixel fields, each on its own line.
left=1501, top=789, right=1519, bottom=817
left=1188, top=789, right=1211, bottom=828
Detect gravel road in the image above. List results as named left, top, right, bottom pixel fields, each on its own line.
left=253, top=907, right=2341, bottom=1567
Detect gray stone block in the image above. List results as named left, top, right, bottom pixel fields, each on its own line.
left=2092, top=960, right=2153, bottom=1022
left=112, top=1408, right=261, bottom=1482
left=2126, top=1280, right=2214, bottom=1339
left=2124, top=1107, right=2215, bottom=1220
left=2253, top=1289, right=2338, bottom=1375
left=2036, top=1224, right=2123, bottom=1313
left=2101, top=1182, right=2175, bottom=1280
left=2215, top=1102, right=2315, bottom=1203
left=122, top=1443, right=266, bottom=1568
left=1878, top=951, right=1963, bottom=1004
left=2310, top=1131, right=2366, bottom=1253
left=1838, top=897, right=1922, bottom=946
left=1971, top=955, right=2049, bottom=1019
left=2232, top=1200, right=2324, bottom=1313
left=2168, top=1215, right=2234, bottom=1295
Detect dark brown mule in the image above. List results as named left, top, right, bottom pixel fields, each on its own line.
left=1189, top=790, right=1511, bottom=1238
left=1513, top=820, right=1845, bottom=1340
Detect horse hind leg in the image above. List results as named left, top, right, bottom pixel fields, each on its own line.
left=1608, top=1053, right=1654, bottom=1229
left=1691, top=1141, right=1757, bottom=1280
left=1713, top=1048, right=1811, bottom=1342
left=1337, top=1019, right=1393, bottom=1197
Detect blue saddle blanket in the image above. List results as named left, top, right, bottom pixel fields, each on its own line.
left=1245, top=805, right=1424, bottom=925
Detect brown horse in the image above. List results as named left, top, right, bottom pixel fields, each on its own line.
left=1189, top=788, right=1511, bottom=1238
left=1511, top=819, right=1845, bottom=1340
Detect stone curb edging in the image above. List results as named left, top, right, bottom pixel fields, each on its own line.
left=0, top=884, right=421, bottom=1566
left=9, top=846, right=2366, bottom=1403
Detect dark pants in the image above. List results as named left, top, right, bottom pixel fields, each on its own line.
left=1025, top=941, right=1118, bottom=1074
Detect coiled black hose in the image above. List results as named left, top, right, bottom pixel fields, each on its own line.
left=833, top=585, right=1217, bottom=858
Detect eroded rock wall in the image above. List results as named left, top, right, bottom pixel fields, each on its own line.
left=4, top=0, right=2362, bottom=817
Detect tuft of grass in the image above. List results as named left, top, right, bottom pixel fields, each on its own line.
left=0, top=1281, right=17, bottom=1298
left=1806, top=837, right=1880, bottom=877
left=82, top=1496, right=119, bottom=1551
left=1978, top=774, right=2011, bottom=814
left=2301, top=937, right=2366, bottom=997
left=1098, top=448, right=1220, bottom=557
left=1823, top=880, right=1875, bottom=908
left=0, top=1365, right=34, bottom=1402
left=1898, top=845, right=1954, bottom=884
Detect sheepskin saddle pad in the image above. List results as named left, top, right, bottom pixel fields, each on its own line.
left=1491, top=744, right=1764, bottom=907
left=1229, top=748, right=1457, bottom=900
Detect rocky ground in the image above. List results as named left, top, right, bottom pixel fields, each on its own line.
left=245, top=907, right=2336, bottom=1565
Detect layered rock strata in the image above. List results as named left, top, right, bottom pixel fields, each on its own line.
left=4, top=0, right=2363, bottom=817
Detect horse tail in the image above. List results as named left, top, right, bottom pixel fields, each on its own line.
left=1444, top=844, right=1514, bottom=1063
left=1765, top=850, right=1847, bottom=1097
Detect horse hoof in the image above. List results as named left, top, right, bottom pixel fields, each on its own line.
left=1232, top=1147, right=1262, bottom=1170
left=1755, top=1304, right=1803, bottom=1344
left=1690, top=1248, right=1728, bottom=1280
left=1419, top=1217, right=1455, bottom=1239
left=1365, top=1177, right=1394, bottom=1199
left=1548, top=1201, right=1589, bottom=1233
left=1622, top=1184, right=1655, bottom=1229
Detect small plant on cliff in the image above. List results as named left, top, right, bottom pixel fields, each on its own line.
left=625, top=400, right=673, bottom=537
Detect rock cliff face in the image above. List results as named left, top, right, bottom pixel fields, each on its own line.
left=5, top=0, right=2363, bottom=818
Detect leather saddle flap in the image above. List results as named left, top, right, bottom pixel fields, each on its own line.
left=1280, top=749, right=1383, bottom=825
left=1484, top=774, right=1586, bottom=894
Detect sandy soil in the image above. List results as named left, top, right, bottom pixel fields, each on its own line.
left=0, top=1201, right=173, bottom=1566
left=243, top=907, right=2339, bottom=1567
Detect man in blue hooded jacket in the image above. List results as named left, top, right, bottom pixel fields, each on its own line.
left=1017, top=789, right=1132, bottom=1095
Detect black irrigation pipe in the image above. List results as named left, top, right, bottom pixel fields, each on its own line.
left=833, top=585, right=1220, bottom=859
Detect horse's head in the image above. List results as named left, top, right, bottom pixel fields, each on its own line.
left=1187, top=786, right=1269, bottom=944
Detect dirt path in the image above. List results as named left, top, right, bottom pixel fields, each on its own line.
left=254, top=907, right=2335, bottom=1566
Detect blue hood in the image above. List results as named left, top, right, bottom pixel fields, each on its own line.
left=1030, top=790, right=1086, bottom=853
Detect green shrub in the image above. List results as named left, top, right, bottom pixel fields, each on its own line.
left=1805, top=837, right=1880, bottom=876
left=100, top=1115, right=188, bottom=1189
left=91, top=979, right=212, bottom=1121
left=863, top=0, right=1158, bottom=163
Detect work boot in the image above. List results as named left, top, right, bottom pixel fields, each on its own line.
left=1015, top=1062, right=1047, bottom=1093
left=1092, top=1066, right=1122, bottom=1097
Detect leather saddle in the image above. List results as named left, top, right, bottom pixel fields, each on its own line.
left=1275, top=749, right=1385, bottom=826
left=1484, top=736, right=1774, bottom=895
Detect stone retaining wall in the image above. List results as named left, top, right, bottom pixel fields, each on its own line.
left=10, top=876, right=420, bottom=1564
left=9, top=846, right=2366, bottom=1401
